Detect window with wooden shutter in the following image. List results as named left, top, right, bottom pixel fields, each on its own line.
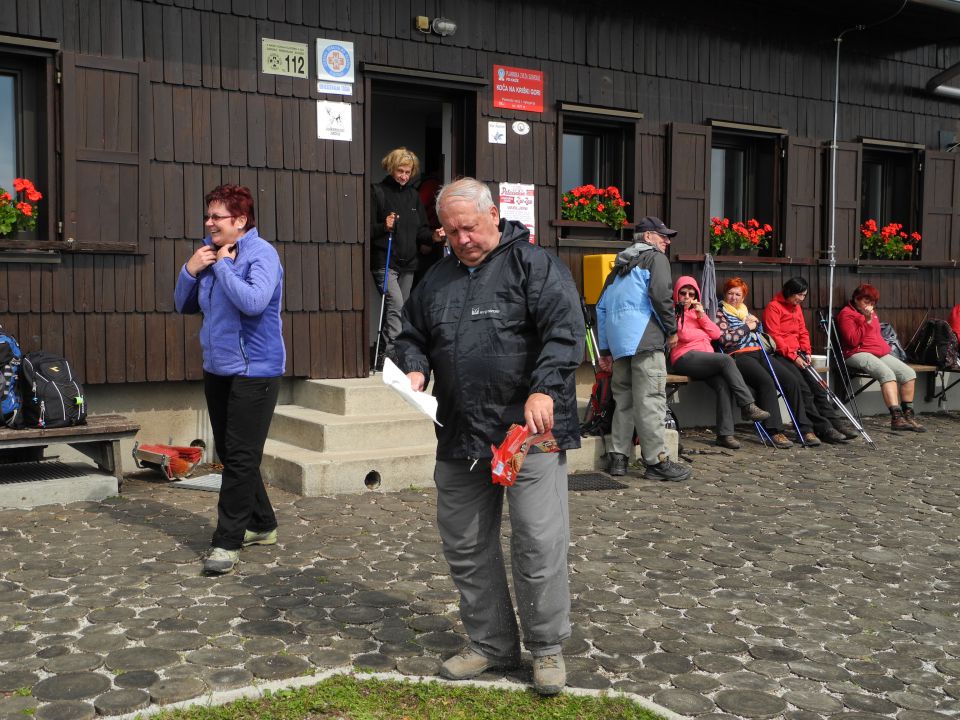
left=784, top=137, right=822, bottom=259
left=61, top=53, right=150, bottom=254
left=921, top=150, right=960, bottom=262
left=668, top=123, right=710, bottom=256
left=827, top=141, right=861, bottom=262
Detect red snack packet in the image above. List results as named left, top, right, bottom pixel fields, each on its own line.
left=490, top=423, right=560, bottom=486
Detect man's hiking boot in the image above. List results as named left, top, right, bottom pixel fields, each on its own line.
left=644, top=455, right=691, bottom=482
left=770, top=432, right=793, bottom=449
left=606, top=452, right=629, bottom=477
left=832, top=419, right=860, bottom=439
left=890, top=409, right=913, bottom=431
left=740, top=403, right=770, bottom=422
left=532, top=654, right=566, bottom=696
left=820, top=427, right=849, bottom=444
left=903, top=407, right=926, bottom=432
left=243, top=528, right=278, bottom=546
left=440, top=647, right=518, bottom=680
left=801, top=432, right=822, bottom=447
left=202, top=547, right=239, bottom=575
left=717, top=435, right=741, bottom=450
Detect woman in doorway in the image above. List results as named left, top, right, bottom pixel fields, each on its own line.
left=836, top=283, right=925, bottom=431
left=175, top=184, right=285, bottom=575
left=370, top=147, right=443, bottom=369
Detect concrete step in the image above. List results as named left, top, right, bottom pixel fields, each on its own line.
left=261, top=439, right=438, bottom=496
left=270, top=405, right=436, bottom=453
left=291, top=377, right=418, bottom=416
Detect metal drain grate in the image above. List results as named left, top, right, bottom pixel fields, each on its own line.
left=568, top=473, right=628, bottom=491
left=0, top=461, right=90, bottom=484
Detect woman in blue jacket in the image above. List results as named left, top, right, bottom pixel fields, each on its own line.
left=175, top=184, right=285, bottom=575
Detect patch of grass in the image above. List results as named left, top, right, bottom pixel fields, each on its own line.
left=151, top=674, right=663, bottom=720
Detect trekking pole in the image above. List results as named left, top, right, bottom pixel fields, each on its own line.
left=753, top=331, right=807, bottom=447
left=580, top=296, right=600, bottom=373
left=797, top=351, right=877, bottom=449
left=818, top=311, right=865, bottom=427
left=716, top=341, right=769, bottom=447
left=372, top=230, right=393, bottom=373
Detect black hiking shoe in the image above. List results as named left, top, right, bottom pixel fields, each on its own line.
left=606, top=452, right=629, bottom=476
left=831, top=418, right=860, bottom=439
left=820, top=427, right=850, bottom=444
left=644, top=455, right=691, bottom=482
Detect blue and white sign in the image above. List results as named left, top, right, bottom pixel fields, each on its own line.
left=316, top=39, right=354, bottom=83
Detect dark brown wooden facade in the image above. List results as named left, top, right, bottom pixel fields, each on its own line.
left=1, top=0, right=958, bottom=385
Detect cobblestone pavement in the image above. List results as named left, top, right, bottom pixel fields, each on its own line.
left=1, top=412, right=959, bottom=720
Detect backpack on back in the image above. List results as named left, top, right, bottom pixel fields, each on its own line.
left=0, top=327, right=23, bottom=427
left=19, top=351, right=87, bottom=428
left=906, top=319, right=959, bottom=370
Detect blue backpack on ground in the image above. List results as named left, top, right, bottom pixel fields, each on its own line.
left=0, top=326, right=23, bottom=427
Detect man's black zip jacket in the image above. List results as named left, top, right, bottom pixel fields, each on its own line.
left=370, top=175, right=433, bottom=273
left=396, top=219, right=585, bottom=461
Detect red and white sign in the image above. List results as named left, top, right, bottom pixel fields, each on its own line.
left=493, top=65, right=544, bottom=113
left=499, top=183, right=536, bottom=244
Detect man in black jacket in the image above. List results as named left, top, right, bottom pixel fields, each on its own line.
left=396, top=178, right=584, bottom=696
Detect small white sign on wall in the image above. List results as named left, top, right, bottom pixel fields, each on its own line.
left=317, top=101, right=352, bottom=141
left=261, top=38, right=309, bottom=78
left=316, top=39, right=355, bottom=83
left=488, top=121, right=507, bottom=144
left=499, top=183, right=536, bottom=244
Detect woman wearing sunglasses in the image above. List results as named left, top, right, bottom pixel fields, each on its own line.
left=669, top=276, right=770, bottom=449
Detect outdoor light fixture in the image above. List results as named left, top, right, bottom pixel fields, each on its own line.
left=431, top=17, right=457, bottom=36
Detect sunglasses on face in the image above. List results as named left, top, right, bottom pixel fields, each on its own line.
left=678, top=290, right=697, bottom=298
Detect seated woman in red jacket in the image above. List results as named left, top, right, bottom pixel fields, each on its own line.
left=670, top=276, right=770, bottom=449
left=837, top=283, right=925, bottom=432
left=951, top=304, right=960, bottom=340
left=763, top=276, right=856, bottom=443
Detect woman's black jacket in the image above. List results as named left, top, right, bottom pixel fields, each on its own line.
left=370, top=175, right=433, bottom=273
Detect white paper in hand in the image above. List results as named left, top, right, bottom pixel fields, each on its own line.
left=381, top=357, right=443, bottom=426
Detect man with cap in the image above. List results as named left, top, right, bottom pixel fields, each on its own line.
left=595, top=217, right=692, bottom=482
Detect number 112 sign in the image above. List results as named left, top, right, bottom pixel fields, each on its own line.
left=261, top=38, right=309, bottom=79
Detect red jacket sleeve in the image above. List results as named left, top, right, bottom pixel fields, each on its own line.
left=763, top=301, right=798, bottom=360
left=951, top=305, right=960, bottom=339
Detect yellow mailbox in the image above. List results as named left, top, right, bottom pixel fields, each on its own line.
left=582, top=254, right=617, bottom=304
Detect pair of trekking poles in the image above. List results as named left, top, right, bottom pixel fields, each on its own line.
left=372, top=230, right=393, bottom=373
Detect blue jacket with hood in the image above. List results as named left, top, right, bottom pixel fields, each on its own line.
left=174, top=227, right=286, bottom=377
left=595, top=239, right=677, bottom=360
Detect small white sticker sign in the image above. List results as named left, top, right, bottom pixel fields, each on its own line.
left=488, top=121, right=507, bottom=145
left=512, top=120, right=530, bottom=135
left=261, top=38, right=308, bottom=78
left=316, top=39, right=355, bottom=83
left=317, top=101, right=352, bottom=141
left=317, top=81, right=352, bottom=96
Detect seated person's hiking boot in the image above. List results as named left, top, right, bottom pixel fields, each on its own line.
left=831, top=418, right=860, bottom=439
left=717, top=435, right=741, bottom=450
left=801, top=432, right=822, bottom=447
left=771, top=432, right=794, bottom=449
left=740, top=403, right=771, bottom=422
left=532, top=653, right=566, bottom=696
left=903, top=408, right=926, bottom=432
left=890, top=409, right=913, bottom=431
left=820, top=427, right=849, bottom=444
left=243, top=528, right=278, bottom=546
left=644, top=453, right=692, bottom=482
left=606, top=452, right=629, bottom=476
left=203, top=547, right=239, bottom=575
left=440, top=647, right=518, bottom=680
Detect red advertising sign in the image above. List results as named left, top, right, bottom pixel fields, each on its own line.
left=493, top=65, right=544, bottom=113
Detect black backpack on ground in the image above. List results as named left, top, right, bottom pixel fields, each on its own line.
left=906, top=319, right=959, bottom=370
left=19, top=351, right=87, bottom=428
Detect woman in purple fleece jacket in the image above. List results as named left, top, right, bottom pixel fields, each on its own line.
left=174, top=184, right=285, bottom=576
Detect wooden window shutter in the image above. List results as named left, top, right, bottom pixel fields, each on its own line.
left=826, top=141, right=861, bottom=262
left=61, top=53, right=150, bottom=253
left=921, top=150, right=960, bottom=262
left=784, top=137, right=822, bottom=259
left=668, top=123, right=710, bottom=256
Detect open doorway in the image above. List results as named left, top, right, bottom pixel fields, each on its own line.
left=366, top=81, right=476, bottom=358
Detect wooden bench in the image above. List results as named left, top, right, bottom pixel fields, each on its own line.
left=0, top=414, right=140, bottom=489
left=840, top=363, right=952, bottom=404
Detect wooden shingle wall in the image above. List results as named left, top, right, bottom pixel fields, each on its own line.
left=0, top=0, right=958, bottom=383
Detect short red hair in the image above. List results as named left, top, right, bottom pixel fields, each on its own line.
left=722, top=277, right=749, bottom=299
left=205, top=184, right=256, bottom=231
left=852, top=283, right=880, bottom=304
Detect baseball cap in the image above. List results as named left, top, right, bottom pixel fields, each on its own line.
left=635, top=216, right=677, bottom=237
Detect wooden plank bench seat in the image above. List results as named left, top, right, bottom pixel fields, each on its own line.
left=0, top=414, right=140, bottom=488
left=842, top=362, right=958, bottom=404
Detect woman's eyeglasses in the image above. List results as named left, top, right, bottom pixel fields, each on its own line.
left=204, top=213, right=236, bottom=222
left=678, top=290, right=697, bottom=298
